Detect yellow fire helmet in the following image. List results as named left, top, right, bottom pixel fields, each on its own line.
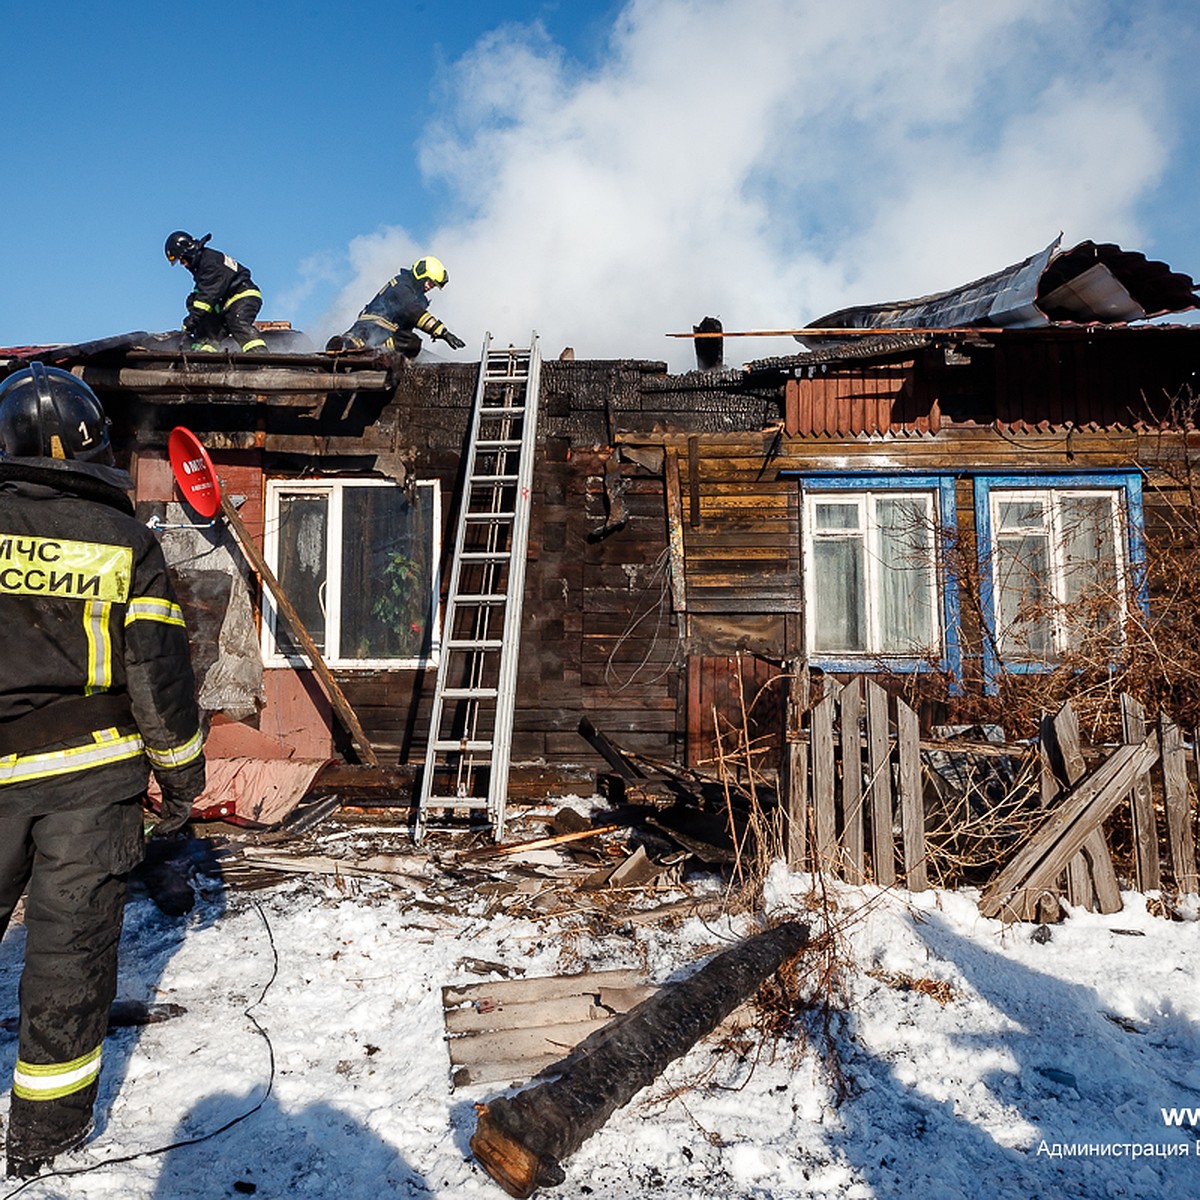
left=412, top=256, right=449, bottom=289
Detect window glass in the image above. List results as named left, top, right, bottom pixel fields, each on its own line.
left=1058, top=492, right=1120, bottom=643
left=876, top=495, right=935, bottom=653
left=814, top=501, right=860, bottom=531
left=341, top=486, right=433, bottom=660
left=266, top=480, right=438, bottom=667
left=812, top=536, right=865, bottom=651
left=275, top=493, right=328, bottom=656
left=994, top=529, right=1052, bottom=660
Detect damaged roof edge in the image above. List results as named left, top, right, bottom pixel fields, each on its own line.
left=796, top=237, right=1200, bottom=350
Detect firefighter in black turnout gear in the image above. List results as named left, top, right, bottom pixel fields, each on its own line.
left=165, top=230, right=268, bottom=352
left=0, top=364, right=206, bottom=1179
left=327, top=255, right=466, bottom=356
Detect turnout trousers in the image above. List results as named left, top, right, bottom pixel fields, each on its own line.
left=0, top=795, right=144, bottom=1164
left=335, top=318, right=421, bottom=358
left=190, top=292, right=266, bottom=352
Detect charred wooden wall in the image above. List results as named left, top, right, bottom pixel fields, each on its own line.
left=312, top=359, right=698, bottom=769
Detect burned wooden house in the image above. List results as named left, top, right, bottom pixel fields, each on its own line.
left=4, top=237, right=1199, bottom=861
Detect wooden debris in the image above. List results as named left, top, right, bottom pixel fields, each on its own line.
left=579, top=845, right=685, bottom=891
left=980, top=737, right=1158, bottom=922
left=444, top=969, right=648, bottom=1087
left=1160, top=715, right=1198, bottom=893
left=233, top=849, right=431, bottom=892
left=457, top=826, right=620, bottom=863
left=469, top=920, right=810, bottom=1198
left=1040, top=703, right=1122, bottom=916
left=1120, top=696, right=1161, bottom=892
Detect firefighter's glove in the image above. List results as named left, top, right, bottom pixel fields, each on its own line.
left=153, top=756, right=206, bottom=838
left=441, top=330, right=466, bottom=350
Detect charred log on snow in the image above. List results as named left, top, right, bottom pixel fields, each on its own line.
left=470, top=919, right=810, bottom=1198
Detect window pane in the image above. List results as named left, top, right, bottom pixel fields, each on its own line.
left=812, top=537, right=865, bottom=651
left=275, top=494, right=328, bottom=655
left=876, top=496, right=935, bottom=653
left=996, top=497, right=1045, bottom=532
left=1058, top=493, right=1120, bottom=643
left=995, top=532, right=1052, bottom=660
left=814, top=501, right=860, bottom=531
left=340, top=486, right=433, bottom=660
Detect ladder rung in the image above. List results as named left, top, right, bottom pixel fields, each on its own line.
left=440, top=687, right=499, bottom=699
left=446, top=638, right=503, bottom=650
left=460, top=551, right=511, bottom=562
left=431, top=740, right=494, bottom=753
left=469, top=474, right=519, bottom=484
left=464, top=511, right=515, bottom=522
left=484, top=372, right=529, bottom=382
left=476, top=440, right=521, bottom=450
left=423, top=796, right=491, bottom=809
left=480, top=406, right=526, bottom=416
left=451, top=593, right=507, bottom=605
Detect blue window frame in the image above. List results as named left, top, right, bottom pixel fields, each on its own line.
left=791, top=473, right=962, bottom=688
left=973, top=471, right=1146, bottom=692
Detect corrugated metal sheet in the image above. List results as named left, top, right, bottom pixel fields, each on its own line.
left=797, top=238, right=1199, bottom=350
left=780, top=326, right=1200, bottom=436
left=784, top=359, right=939, bottom=436
left=988, top=326, right=1200, bottom=432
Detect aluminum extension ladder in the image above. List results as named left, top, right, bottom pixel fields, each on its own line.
left=415, top=334, right=542, bottom=843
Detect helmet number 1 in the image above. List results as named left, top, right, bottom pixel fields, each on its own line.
left=78, top=420, right=94, bottom=446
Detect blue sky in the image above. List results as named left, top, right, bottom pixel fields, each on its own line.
left=2, top=0, right=1198, bottom=370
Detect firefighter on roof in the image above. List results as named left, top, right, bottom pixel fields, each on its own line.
left=327, top=255, right=466, bottom=356
left=0, top=363, right=206, bottom=1179
left=164, top=230, right=268, bottom=352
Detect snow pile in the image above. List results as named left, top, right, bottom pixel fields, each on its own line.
left=1, top=827, right=1198, bottom=1200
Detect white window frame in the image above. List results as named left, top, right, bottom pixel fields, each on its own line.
left=974, top=472, right=1145, bottom=690
left=801, top=482, right=947, bottom=670
left=986, top=486, right=1127, bottom=662
left=261, top=477, right=441, bottom=671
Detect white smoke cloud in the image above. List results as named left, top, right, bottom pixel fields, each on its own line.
left=320, top=0, right=1183, bottom=371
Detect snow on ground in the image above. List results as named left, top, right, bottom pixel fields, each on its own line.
left=1, top=807, right=1199, bottom=1200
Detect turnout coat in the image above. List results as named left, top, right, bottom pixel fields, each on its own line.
left=0, top=457, right=205, bottom=815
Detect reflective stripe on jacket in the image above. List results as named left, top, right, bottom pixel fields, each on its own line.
left=0, top=461, right=204, bottom=814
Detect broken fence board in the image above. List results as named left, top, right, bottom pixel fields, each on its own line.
left=1122, top=695, right=1161, bottom=892
left=454, top=1055, right=565, bottom=1088
left=442, top=969, right=642, bottom=1008
left=785, top=739, right=808, bottom=870
left=810, top=695, right=837, bottom=872
left=1045, top=705, right=1096, bottom=913
left=865, top=679, right=895, bottom=887
left=784, top=660, right=808, bottom=870
left=839, top=678, right=866, bottom=884
left=1160, top=715, right=1198, bottom=894
left=896, top=699, right=928, bottom=891
left=445, top=987, right=657, bottom=1035
left=1038, top=705, right=1122, bottom=916
left=980, top=738, right=1157, bottom=921
left=450, top=1019, right=618, bottom=1068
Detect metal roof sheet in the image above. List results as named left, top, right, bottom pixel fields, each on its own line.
left=797, top=238, right=1199, bottom=350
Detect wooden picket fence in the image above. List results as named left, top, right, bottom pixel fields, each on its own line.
left=780, top=675, right=1200, bottom=919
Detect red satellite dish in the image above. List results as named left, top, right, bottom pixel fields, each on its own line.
left=167, top=427, right=222, bottom=519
